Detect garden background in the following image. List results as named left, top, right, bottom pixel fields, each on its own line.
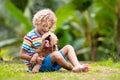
left=0, top=0, right=120, bottom=80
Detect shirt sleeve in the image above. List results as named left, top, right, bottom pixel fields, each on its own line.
left=22, top=35, right=32, bottom=51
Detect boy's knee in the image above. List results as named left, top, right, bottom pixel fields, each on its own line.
left=65, top=45, right=73, bottom=49
left=51, top=51, right=62, bottom=60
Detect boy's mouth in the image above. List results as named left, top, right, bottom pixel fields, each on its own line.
left=39, top=31, right=47, bottom=35
left=43, top=31, right=47, bottom=33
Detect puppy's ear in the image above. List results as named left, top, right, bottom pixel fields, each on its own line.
left=52, top=45, right=58, bottom=51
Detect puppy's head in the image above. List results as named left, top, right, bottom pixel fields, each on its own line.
left=41, top=32, right=58, bottom=51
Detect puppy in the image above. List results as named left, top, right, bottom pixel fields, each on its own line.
left=30, top=32, right=58, bottom=73
left=37, top=32, right=58, bottom=56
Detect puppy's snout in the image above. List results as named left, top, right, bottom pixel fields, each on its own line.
left=45, top=40, right=50, bottom=47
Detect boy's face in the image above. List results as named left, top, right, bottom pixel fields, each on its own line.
left=36, top=20, right=55, bottom=35
left=37, top=23, right=51, bottom=35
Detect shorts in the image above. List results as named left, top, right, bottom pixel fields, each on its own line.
left=39, top=50, right=67, bottom=72
left=27, top=50, right=67, bottom=72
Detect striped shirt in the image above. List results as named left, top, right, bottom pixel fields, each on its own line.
left=22, top=29, right=42, bottom=65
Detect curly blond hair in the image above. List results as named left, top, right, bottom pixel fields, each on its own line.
left=32, top=9, right=57, bottom=29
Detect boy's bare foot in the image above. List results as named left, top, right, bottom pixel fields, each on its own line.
left=72, top=64, right=89, bottom=72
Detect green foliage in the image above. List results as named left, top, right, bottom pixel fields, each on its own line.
left=55, top=3, right=76, bottom=48
left=0, top=25, right=16, bottom=41
left=71, top=0, right=93, bottom=12
left=55, top=3, right=89, bottom=50
left=28, top=0, right=65, bottom=16
left=4, top=46, right=21, bottom=60
left=10, top=0, right=28, bottom=11
left=4, top=1, right=33, bottom=32
left=55, top=3, right=75, bottom=31
left=0, top=45, right=21, bottom=60
left=72, top=38, right=85, bottom=50
left=42, top=0, right=65, bottom=11
left=93, top=0, right=117, bottom=61
left=0, top=49, right=8, bottom=58
left=57, top=30, right=73, bottom=48
left=0, top=38, right=17, bottom=48
left=0, top=0, right=118, bottom=61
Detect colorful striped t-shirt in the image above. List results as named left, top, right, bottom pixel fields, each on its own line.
left=22, top=29, right=42, bottom=65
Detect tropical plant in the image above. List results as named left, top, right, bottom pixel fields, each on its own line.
left=0, top=0, right=30, bottom=60
left=0, top=0, right=118, bottom=62
left=116, top=0, right=120, bottom=61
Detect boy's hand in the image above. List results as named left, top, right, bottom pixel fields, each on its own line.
left=32, top=64, right=41, bottom=73
left=37, top=56, right=45, bottom=65
left=30, top=57, right=36, bottom=64
left=30, top=54, right=38, bottom=64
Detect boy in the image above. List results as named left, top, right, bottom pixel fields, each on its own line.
left=20, top=9, right=89, bottom=73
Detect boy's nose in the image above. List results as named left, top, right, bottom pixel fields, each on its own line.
left=45, top=27, right=49, bottom=32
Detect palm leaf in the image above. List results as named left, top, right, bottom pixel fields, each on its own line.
left=0, top=38, right=17, bottom=48
left=55, top=3, right=75, bottom=32
left=4, top=1, right=32, bottom=32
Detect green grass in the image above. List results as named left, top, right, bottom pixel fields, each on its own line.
left=0, top=61, right=120, bottom=80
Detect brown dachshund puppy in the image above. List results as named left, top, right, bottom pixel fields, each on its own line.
left=30, top=32, right=58, bottom=73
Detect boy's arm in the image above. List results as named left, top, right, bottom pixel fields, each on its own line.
left=32, top=64, right=41, bottom=73
left=20, top=48, right=32, bottom=61
left=30, top=53, right=39, bottom=64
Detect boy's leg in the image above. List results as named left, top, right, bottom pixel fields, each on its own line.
left=61, top=45, right=81, bottom=67
left=50, top=51, right=73, bottom=70
left=61, top=45, right=89, bottom=72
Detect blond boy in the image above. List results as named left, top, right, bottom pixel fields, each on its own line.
left=20, top=9, right=89, bottom=73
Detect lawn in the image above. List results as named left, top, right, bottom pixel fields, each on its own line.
left=0, top=60, right=120, bottom=80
